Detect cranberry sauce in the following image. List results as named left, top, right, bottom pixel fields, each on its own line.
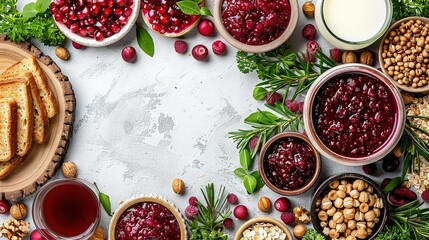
left=41, top=182, right=99, bottom=237
left=264, top=137, right=316, bottom=190
left=115, top=202, right=181, bottom=240
left=312, top=73, right=396, bottom=158
left=221, top=0, right=291, bottom=45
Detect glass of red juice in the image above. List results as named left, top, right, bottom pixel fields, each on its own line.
left=32, top=179, right=100, bottom=240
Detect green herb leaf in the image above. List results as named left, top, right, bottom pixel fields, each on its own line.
left=243, top=175, right=257, bottom=194
left=136, top=25, right=155, bottom=57
left=199, top=6, right=212, bottom=16
left=253, top=87, right=268, bottom=100
left=239, top=148, right=252, bottom=170
left=383, top=177, right=403, bottom=193
left=34, top=0, right=50, bottom=13
left=22, top=2, right=38, bottom=18
left=99, top=192, right=112, bottom=216
left=244, top=111, right=279, bottom=125
left=250, top=170, right=264, bottom=192
left=234, top=168, right=247, bottom=179
left=176, top=0, right=201, bottom=15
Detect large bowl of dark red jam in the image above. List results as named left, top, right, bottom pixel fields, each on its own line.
left=108, top=195, right=187, bottom=240
left=213, top=0, right=299, bottom=53
left=303, top=64, right=405, bottom=166
left=259, top=132, right=321, bottom=195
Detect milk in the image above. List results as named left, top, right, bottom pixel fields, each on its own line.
left=323, top=0, right=387, bottom=42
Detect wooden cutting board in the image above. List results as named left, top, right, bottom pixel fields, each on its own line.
left=0, top=35, right=75, bottom=201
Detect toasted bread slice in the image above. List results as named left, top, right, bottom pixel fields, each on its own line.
left=1, top=73, right=49, bottom=144
left=2, top=56, right=58, bottom=118
left=0, top=155, right=26, bottom=180
left=0, top=79, right=33, bottom=156
left=0, top=98, right=18, bottom=162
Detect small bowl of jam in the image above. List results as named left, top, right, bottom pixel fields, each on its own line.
left=259, top=132, right=322, bottom=196
left=303, top=64, right=405, bottom=166
left=213, top=0, right=299, bottom=53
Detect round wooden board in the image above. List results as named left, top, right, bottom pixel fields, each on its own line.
left=0, top=35, right=75, bottom=202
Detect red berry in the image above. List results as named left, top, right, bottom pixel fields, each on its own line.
left=198, top=19, right=215, bottom=36
left=212, top=40, right=226, bottom=55
left=185, top=205, right=199, bottom=220
left=72, top=41, right=84, bottom=49
left=362, top=163, right=377, bottom=175
left=330, top=48, right=342, bottom=63
left=265, top=91, right=282, bottom=105
left=227, top=193, right=238, bottom=205
left=223, top=218, right=233, bottom=229
left=274, top=197, right=290, bottom=212
left=307, top=40, right=319, bottom=55
left=0, top=200, right=10, bottom=214
left=30, top=230, right=45, bottom=240
left=302, top=24, right=317, bottom=40
left=121, top=46, right=136, bottom=63
left=188, top=196, right=198, bottom=206
left=192, top=44, right=209, bottom=61
left=297, top=102, right=304, bottom=113
left=285, top=100, right=298, bottom=112
left=422, top=188, right=429, bottom=202
left=249, top=136, right=261, bottom=152
left=174, top=40, right=188, bottom=54
left=280, top=212, right=295, bottom=226
left=233, top=205, right=248, bottom=220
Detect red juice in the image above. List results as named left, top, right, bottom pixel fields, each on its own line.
left=41, top=181, right=99, bottom=237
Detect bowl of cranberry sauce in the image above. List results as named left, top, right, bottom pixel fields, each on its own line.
left=109, top=195, right=187, bottom=240
left=50, top=0, right=141, bottom=47
left=303, top=64, right=405, bottom=166
left=259, top=132, right=321, bottom=196
left=213, top=0, right=299, bottom=53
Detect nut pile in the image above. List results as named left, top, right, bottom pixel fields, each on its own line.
left=240, top=222, right=287, bottom=240
left=315, top=179, right=384, bottom=239
left=381, top=19, right=429, bottom=88
left=0, top=220, right=30, bottom=240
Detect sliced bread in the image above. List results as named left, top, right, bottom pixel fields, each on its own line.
left=0, top=155, right=26, bottom=180
left=0, top=98, right=18, bottom=162
left=1, top=56, right=58, bottom=118
left=0, top=79, right=33, bottom=156
left=1, top=73, right=49, bottom=144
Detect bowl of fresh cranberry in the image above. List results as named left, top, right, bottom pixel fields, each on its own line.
left=50, top=0, right=141, bottom=47
left=259, top=132, right=322, bottom=196
left=303, top=64, right=405, bottom=166
left=213, top=0, right=299, bottom=53
left=108, top=195, right=187, bottom=239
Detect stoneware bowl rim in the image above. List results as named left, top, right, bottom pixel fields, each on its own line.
left=53, top=0, right=141, bottom=47
left=378, top=16, right=429, bottom=93
left=259, top=131, right=322, bottom=196
left=310, top=173, right=388, bottom=240
left=213, top=0, right=299, bottom=53
left=303, top=63, right=406, bottom=166
left=233, top=216, right=294, bottom=240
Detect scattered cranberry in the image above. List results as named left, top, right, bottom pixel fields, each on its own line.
left=30, top=230, right=45, bottom=240
left=121, top=46, right=136, bottom=63
left=233, top=205, right=248, bottom=220
left=188, top=196, right=198, bottom=206
left=274, top=197, right=291, bottom=212
left=285, top=100, right=298, bottom=112
left=227, top=193, right=238, bottom=205
left=185, top=205, right=199, bottom=220
left=192, top=44, right=209, bottom=61
left=330, top=48, right=342, bottom=63
left=0, top=200, right=10, bottom=214
left=249, top=136, right=261, bottom=152
left=174, top=40, right=188, bottom=54
left=302, top=24, right=317, bottom=40
left=198, top=19, right=215, bottom=36
left=297, top=102, right=304, bottom=113
left=72, top=41, right=84, bottom=49
left=362, top=163, right=377, bottom=175
left=265, top=91, right=282, bottom=105
left=280, top=212, right=295, bottom=226
left=212, top=40, right=227, bottom=55
left=382, top=154, right=400, bottom=172
left=388, top=188, right=417, bottom=206
left=306, top=40, right=319, bottom=55
left=422, top=188, right=429, bottom=202
left=223, top=218, right=234, bottom=229
left=381, top=178, right=392, bottom=189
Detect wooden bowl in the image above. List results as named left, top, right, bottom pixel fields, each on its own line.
left=108, top=195, right=187, bottom=239
left=213, top=0, right=299, bottom=53
left=234, top=217, right=293, bottom=240
left=378, top=16, right=429, bottom=93
left=259, top=132, right=321, bottom=196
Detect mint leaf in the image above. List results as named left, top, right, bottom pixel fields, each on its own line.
left=234, top=168, right=248, bottom=179
left=34, top=0, right=50, bottom=13
left=243, top=175, right=257, bottom=194
left=253, top=87, right=268, bottom=100
left=176, top=0, right=201, bottom=15
left=245, top=111, right=279, bottom=125
left=239, top=148, right=252, bottom=171
left=250, top=170, right=264, bottom=192
left=22, top=2, right=38, bottom=18
left=99, top=192, right=112, bottom=216
left=136, top=25, right=154, bottom=57
left=200, top=6, right=212, bottom=16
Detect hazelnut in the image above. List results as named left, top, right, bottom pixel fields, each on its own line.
left=350, top=190, right=360, bottom=199
left=356, top=228, right=368, bottom=239
left=258, top=197, right=271, bottom=212
left=366, top=186, right=374, bottom=194
left=329, top=180, right=340, bottom=189
left=352, top=180, right=365, bottom=191
left=355, top=211, right=365, bottom=221
left=329, top=228, right=340, bottom=239
left=346, top=235, right=357, bottom=240
left=302, top=1, right=315, bottom=18
left=336, top=223, right=347, bottom=233
left=338, top=185, right=347, bottom=192
left=342, top=51, right=358, bottom=64
left=320, top=221, right=328, bottom=228
left=364, top=210, right=376, bottom=222
left=172, top=178, right=185, bottom=194
left=367, top=228, right=373, bottom=236
left=62, top=161, right=77, bottom=178
left=333, top=211, right=344, bottom=223
left=293, top=224, right=307, bottom=239
left=359, top=50, right=374, bottom=66
left=334, top=198, right=344, bottom=208
left=359, top=203, right=369, bottom=213
left=323, top=227, right=330, bottom=235
left=373, top=208, right=381, bottom=218
left=359, top=192, right=369, bottom=203
left=318, top=210, right=328, bottom=221
left=329, top=219, right=336, bottom=229
left=10, top=203, right=27, bottom=220
left=343, top=208, right=355, bottom=220
left=347, top=220, right=357, bottom=230
left=356, top=221, right=366, bottom=229
left=353, top=199, right=361, bottom=208
left=337, top=190, right=346, bottom=199
left=368, top=195, right=376, bottom=207
left=321, top=198, right=332, bottom=210
left=367, top=221, right=375, bottom=229
left=55, top=46, right=70, bottom=60
left=89, top=226, right=105, bottom=240
left=344, top=197, right=354, bottom=208
left=346, top=184, right=353, bottom=194
left=328, top=190, right=338, bottom=200
left=327, top=207, right=337, bottom=216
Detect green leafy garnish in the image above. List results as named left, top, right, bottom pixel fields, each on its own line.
left=302, top=228, right=325, bottom=240
left=253, top=87, right=268, bottom=100
left=234, top=148, right=264, bottom=194
left=389, top=200, right=429, bottom=239
left=392, top=0, right=429, bottom=20
left=94, top=183, right=112, bottom=216
left=383, top=177, right=404, bottom=193
left=136, top=24, right=155, bottom=57
left=176, top=0, right=212, bottom=16
left=376, top=224, right=411, bottom=240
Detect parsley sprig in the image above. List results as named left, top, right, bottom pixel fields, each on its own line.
left=392, top=0, right=429, bottom=20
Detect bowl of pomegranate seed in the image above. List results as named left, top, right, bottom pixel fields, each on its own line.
left=213, top=0, right=299, bottom=53
left=259, top=132, right=322, bottom=196
left=50, top=0, right=141, bottom=47
left=303, top=64, right=405, bottom=166
left=234, top=217, right=293, bottom=240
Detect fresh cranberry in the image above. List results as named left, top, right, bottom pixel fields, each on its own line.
left=30, top=230, right=45, bottom=240
left=227, top=193, right=238, bottom=205
left=185, top=205, right=199, bottom=220
left=249, top=136, right=261, bottom=152
left=330, top=48, right=342, bottom=63
left=233, top=205, right=248, bottom=220
left=285, top=100, right=298, bottom=112
left=0, top=200, right=10, bottom=214
left=297, top=102, right=304, bottom=113
left=223, top=218, right=233, bottom=229
left=362, top=163, right=377, bottom=175
left=212, top=40, right=227, bottom=55
left=198, top=19, right=215, bottom=36
left=382, top=154, right=400, bottom=172
left=306, top=40, right=319, bottom=54
left=174, top=40, right=188, bottom=54
left=121, top=46, right=137, bottom=62
left=280, top=212, right=295, bottom=225
left=265, top=91, right=282, bottom=105
left=188, top=196, right=198, bottom=206
left=192, top=44, right=209, bottom=61
left=274, top=197, right=291, bottom=212
left=302, top=24, right=317, bottom=40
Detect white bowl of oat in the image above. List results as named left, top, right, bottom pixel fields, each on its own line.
left=234, top=217, right=293, bottom=240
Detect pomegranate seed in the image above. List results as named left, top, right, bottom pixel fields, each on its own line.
left=95, top=31, right=104, bottom=41
left=77, top=0, right=85, bottom=7
left=198, top=19, right=215, bottom=36
left=90, top=4, right=101, bottom=15
left=103, top=7, right=113, bottom=16
left=78, top=28, right=87, bottom=36
left=59, top=5, right=69, bottom=14
left=212, top=40, right=226, bottom=55
left=123, top=7, right=132, bottom=17
left=192, top=44, right=209, bottom=61
left=50, top=4, right=59, bottom=14
left=104, top=30, right=113, bottom=37
left=110, top=23, right=121, bottom=33
left=72, top=41, right=84, bottom=49
left=121, top=46, right=137, bottom=62
left=0, top=200, right=10, bottom=214
left=55, top=0, right=65, bottom=6
left=113, top=7, right=122, bottom=15
left=70, top=23, right=79, bottom=32
left=107, top=0, right=115, bottom=7
left=97, top=0, right=107, bottom=6
left=54, top=13, right=63, bottom=22
left=116, top=0, right=126, bottom=6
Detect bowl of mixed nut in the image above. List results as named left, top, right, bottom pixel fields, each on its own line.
left=310, top=173, right=388, bottom=240
left=234, top=217, right=293, bottom=240
left=378, top=17, right=429, bottom=93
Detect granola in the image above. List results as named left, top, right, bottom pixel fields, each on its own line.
left=240, top=222, right=287, bottom=240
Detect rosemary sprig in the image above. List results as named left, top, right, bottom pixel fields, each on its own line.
left=389, top=200, right=429, bottom=239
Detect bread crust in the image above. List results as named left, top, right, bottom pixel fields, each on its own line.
left=0, top=155, right=26, bottom=180
left=0, top=98, right=17, bottom=162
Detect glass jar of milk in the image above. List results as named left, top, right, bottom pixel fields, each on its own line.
left=315, top=0, right=392, bottom=50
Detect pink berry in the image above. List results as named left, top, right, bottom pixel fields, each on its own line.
left=121, top=46, right=136, bottom=63
left=223, top=218, right=233, bottom=229
left=30, top=230, right=45, bottom=240
left=233, top=205, right=248, bottom=220
left=280, top=212, right=295, bottom=226
left=285, top=100, right=298, bottom=112
left=274, top=197, right=290, bottom=212
left=185, top=205, right=199, bottom=220
left=330, top=48, right=342, bottom=63
left=265, top=91, right=282, bottom=105
left=192, top=44, right=209, bottom=61
left=422, top=188, right=429, bottom=202
left=188, top=196, right=198, bottom=206
left=0, top=200, right=10, bottom=214
left=198, top=19, right=215, bottom=36
left=174, top=40, right=188, bottom=54
left=307, top=40, right=319, bottom=55
left=72, top=41, right=84, bottom=49
left=297, top=102, right=304, bottom=113
left=227, top=193, right=238, bottom=205
left=249, top=136, right=261, bottom=152
left=212, top=40, right=226, bottom=55
left=302, top=24, right=317, bottom=40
